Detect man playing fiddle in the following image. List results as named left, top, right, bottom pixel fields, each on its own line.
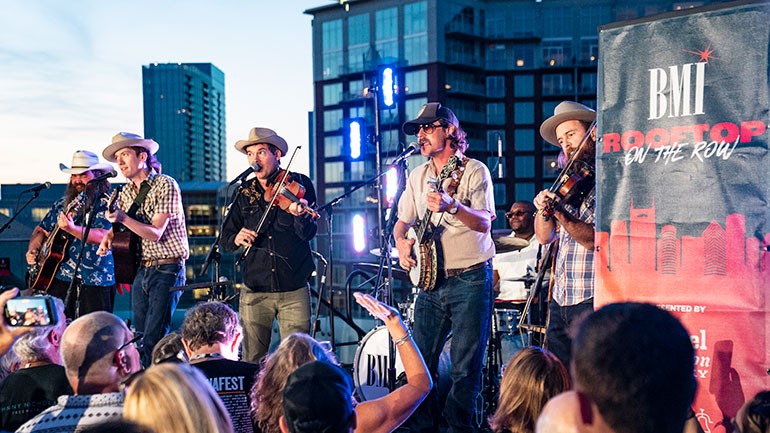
left=533, top=101, right=597, bottom=369
left=221, top=127, right=317, bottom=363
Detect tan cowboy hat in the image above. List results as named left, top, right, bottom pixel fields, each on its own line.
left=102, top=132, right=159, bottom=163
left=539, top=101, right=596, bottom=146
left=235, top=127, right=289, bottom=155
left=59, top=150, right=114, bottom=174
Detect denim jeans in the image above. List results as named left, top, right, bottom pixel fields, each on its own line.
left=545, top=298, right=594, bottom=368
left=409, top=263, right=493, bottom=433
left=239, top=286, right=311, bottom=364
left=132, top=263, right=184, bottom=367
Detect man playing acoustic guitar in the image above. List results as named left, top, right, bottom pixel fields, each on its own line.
left=26, top=150, right=116, bottom=318
left=394, top=102, right=496, bottom=433
left=97, top=132, right=189, bottom=367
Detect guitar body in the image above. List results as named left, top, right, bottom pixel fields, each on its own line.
left=407, top=224, right=438, bottom=291
left=107, top=187, right=141, bottom=285
left=27, top=193, right=85, bottom=292
left=111, top=226, right=140, bottom=284
left=27, top=232, right=70, bottom=292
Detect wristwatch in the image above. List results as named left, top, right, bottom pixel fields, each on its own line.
left=447, top=198, right=460, bottom=215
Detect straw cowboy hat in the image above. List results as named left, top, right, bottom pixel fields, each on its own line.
left=59, top=150, right=114, bottom=174
left=102, top=132, right=159, bottom=163
left=235, top=127, right=289, bottom=155
left=539, top=101, right=596, bottom=146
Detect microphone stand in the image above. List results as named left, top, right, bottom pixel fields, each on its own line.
left=199, top=182, right=243, bottom=302
left=0, top=190, right=44, bottom=235
left=66, top=191, right=101, bottom=319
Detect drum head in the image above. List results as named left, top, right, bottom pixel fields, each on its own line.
left=353, top=327, right=405, bottom=401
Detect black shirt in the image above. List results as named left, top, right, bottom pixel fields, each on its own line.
left=0, top=364, right=73, bottom=431
left=222, top=171, right=317, bottom=292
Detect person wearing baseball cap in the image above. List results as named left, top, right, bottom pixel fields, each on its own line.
left=97, top=132, right=189, bottom=367
left=533, top=101, right=598, bottom=369
left=221, top=127, right=318, bottom=364
left=394, top=102, right=496, bottom=433
left=26, top=150, right=117, bottom=318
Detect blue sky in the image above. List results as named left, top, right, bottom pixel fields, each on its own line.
left=0, top=0, right=326, bottom=185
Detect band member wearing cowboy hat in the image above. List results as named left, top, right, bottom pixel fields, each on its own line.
left=221, top=127, right=317, bottom=364
left=533, top=101, right=597, bottom=369
left=97, top=132, right=189, bottom=367
left=26, top=150, right=116, bottom=318
left=395, top=102, right=495, bottom=433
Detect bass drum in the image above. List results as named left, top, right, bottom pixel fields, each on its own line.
left=354, top=326, right=451, bottom=401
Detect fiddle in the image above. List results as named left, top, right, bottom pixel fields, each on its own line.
left=264, top=169, right=320, bottom=220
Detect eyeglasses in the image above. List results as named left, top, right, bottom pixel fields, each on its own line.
left=116, top=332, right=145, bottom=353
left=417, top=122, right=445, bottom=134
left=505, top=211, right=529, bottom=218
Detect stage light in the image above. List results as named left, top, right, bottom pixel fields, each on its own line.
left=348, top=119, right=363, bottom=160
left=352, top=214, right=366, bottom=252
left=385, top=167, right=397, bottom=204
left=380, top=66, right=396, bottom=109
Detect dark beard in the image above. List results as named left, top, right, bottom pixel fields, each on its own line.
left=63, top=180, right=110, bottom=210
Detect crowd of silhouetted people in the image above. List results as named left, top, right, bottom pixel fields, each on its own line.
left=0, top=287, right=766, bottom=433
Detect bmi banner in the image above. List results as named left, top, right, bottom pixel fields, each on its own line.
left=596, top=1, right=770, bottom=431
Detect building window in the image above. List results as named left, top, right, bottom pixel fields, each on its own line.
left=325, top=162, right=345, bottom=183
left=348, top=13, right=370, bottom=73
left=487, top=103, right=505, bottom=125
left=513, top=47, right=534, bottom=69
left=324, top=109, right=343, bottom=132
left=486, top=16, right=505, bottom=38
left=493, top=183, right=506, bottom=208
left=511, top=6, right=535, bottom=37
left=323, top=83, right=343, bottom=106
left=404, top=1, right=428, bottom=65
left=543, top=38, right=573, bottom=67
left=405, top=97, right=428, bottom=121
left=486, top=76, right=505, bottom=97
left=514, top=75, right=534, bottom=97
left=543, top=8, right=572, bottom=38
left=405, top=69, right=428, bottom=94
left=580, top=37, right=599, bottom=65
left=542, top=74, right=573, bottom=95
left=322, top=20, right=343, bottom=79
left=447, top=69, right=483, bottom=95
left=486, top=44, right=506, bottom=70
left=581, top=72, right=597, bottom=93
left=324, top=135, right=343, bottom=157
left=487, top=129, right=505, bottom=152
left=515, top=182, right=535, bottom=202
left=515, top=155, right=535, bottom=178
left=376, top=8, right=398, bottom=59
left=514, top=129, right=535, bottom=151
left=31, top=208, right=48, bottom=222
left=514, top=102, right=534, bottom=125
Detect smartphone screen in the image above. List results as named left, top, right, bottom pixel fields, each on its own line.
left=4, top=296, right=57, bottom=327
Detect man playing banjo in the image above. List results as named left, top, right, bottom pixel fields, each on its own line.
left=394, top=102, right=496, bottom=433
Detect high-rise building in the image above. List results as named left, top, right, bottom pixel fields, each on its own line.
left=142, top=63, right=227, bottom=182
left=304, top=0, right=730, bottom=288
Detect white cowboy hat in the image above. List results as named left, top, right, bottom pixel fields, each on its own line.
left=235, top=127, right=289, bottom=155
left=59, top=150, right=114, bottom=174
left=539, top=101, right=596, bottom=146
left=102, top=132, right=159, bottom=163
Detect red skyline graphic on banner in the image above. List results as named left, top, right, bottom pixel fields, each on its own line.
left=596, top=199, right=769, bottom=307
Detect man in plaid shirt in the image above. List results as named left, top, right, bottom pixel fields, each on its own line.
left=98, top=132, right=189, bottom=367
left=533, top=101, right=597, bottom=369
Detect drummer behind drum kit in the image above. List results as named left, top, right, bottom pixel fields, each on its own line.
left=352, top=233, right=545, bottom=404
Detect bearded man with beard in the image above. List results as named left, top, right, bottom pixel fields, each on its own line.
left=26, top=150, right=117, bottom=318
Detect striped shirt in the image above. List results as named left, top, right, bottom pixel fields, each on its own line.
left=118, top=172, right=189, bottom=261
left=552, top=187, right=595, bottom=306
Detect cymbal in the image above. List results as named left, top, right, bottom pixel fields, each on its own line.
left=352, top=262, right=410, bottom=284
left=493, top=236, right=529, bottom=253
left=369, top=247, right=399, bottom=259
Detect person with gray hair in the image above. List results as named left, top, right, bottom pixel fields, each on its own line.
left=17, top=311, right=142, bottom=433
left=0, top=297, right=72, bottom=431
left=181, top=302, right=259, bottom=433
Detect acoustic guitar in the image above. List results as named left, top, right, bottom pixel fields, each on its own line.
left=406, top=155, right=461, bottom=291
left=27, top=192, right=86, bottom=292
left=106, top=186, right=141, bottom=284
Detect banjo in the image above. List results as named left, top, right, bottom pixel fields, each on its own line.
left=406, top=155, right=462, bottom=291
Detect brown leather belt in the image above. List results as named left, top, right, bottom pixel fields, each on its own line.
left=444, top=259, right=491, bottom=279
left=140, top=258, right=184, bottom=268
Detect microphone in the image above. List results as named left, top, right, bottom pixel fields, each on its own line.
left=390, top=143, right=419, bottom=167
left=229, top=164, right=259, bottom=185
left=22, top=182, right=52, bottom=193
left=497, top=136, right=504, bottom=179
left=88, top=169, right=118, bottom=183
